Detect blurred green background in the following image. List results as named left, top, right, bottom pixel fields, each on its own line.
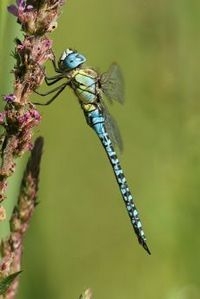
left=1, top=0, right=200, bottom=298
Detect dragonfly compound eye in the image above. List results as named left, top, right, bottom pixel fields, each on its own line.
left=59, top=51, right=86, bottom=70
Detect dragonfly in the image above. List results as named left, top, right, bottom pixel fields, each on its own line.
left=35, top=49, right=151, bottom=255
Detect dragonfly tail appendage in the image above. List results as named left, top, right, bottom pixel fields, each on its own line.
left=86, top=109, right=151, bottom=255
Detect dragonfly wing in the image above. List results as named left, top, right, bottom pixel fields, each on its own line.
left=101, top=102, right=123, bottom=152
left=100, top=63, right=124, bottom=104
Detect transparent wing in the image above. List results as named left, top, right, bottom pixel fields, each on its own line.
left=101, top=101, right=123, bottom=152
left=100, top=63, right=124, bottom=104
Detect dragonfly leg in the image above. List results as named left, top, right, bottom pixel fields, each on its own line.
left=34, top=82, right=69, bottom=105
left=36, top=61, right=65, bottom=87
left=34, top=82, right=67, bottom=96
left=44, top=75, right=65, bottom=86
left=50, top=52, right=61, bottom=73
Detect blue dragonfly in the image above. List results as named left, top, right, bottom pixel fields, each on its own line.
left=35, top=49, right=151, bottom=254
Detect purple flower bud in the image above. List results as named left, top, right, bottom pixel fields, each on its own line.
left=7, top=5, right=18, bottom=17
left=18, top=0, right=26, bottom=8
left=3, top=94, right=16, bottom=102
left=16, top=0, right=22, bottom=6
left=7, top=0, right=33, bottom=17
left=30, top=110, right=41, bottom=121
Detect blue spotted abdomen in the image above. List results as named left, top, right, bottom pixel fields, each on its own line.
left=85, top=108, right=150, bottom=254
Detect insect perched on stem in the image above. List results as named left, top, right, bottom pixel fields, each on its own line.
left=35, top=49, right=151, bottom=255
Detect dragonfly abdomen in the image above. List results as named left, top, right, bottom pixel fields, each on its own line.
left=86, top=108, right=150, bottom=254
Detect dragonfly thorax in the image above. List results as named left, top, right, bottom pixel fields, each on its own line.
left=70, top=68, right=100, bottom=106
left=58, top=49, right=86, bottom=71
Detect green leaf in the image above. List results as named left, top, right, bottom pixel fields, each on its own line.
left=0, top=271, right=22, bottom=295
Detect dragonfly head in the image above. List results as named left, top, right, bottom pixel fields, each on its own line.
left=58, top=49, right=86, bottom=70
